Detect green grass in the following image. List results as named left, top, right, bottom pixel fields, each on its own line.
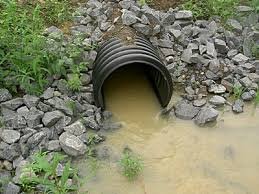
left=20, top=152, right=78, bottom=194
left=254, top=90, right=259, bottom=106
left=252, top=43, right=259, bottom=59
left=233, top=85, right=245, bottom=99
left=119, top=151, right=143, bottom=181
left=251, top=0, right=259, bottom=12
left=182, top=0, right=240, bottom=21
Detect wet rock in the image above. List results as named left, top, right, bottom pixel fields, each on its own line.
left=209, top=95, right=226, bottom=106
left=0, top=89, right=12, bottom=103
left=0, top=129, right=20, bottom=144
left=59, top=132, right=86, bottom=156
left=174, top=100, right=201, bottom=120
left=208, top=84, right=226, bottom=94
left=42, top=110, right=64, bottom=127
left=41, top=88, right=54, bottom=100
left=3, top=182, right=20, bottom=194
left=132, top=23, right=151, bottom=36
left=226, top=19, right=243, bottom=33
left=232, top=53, right=249, bottom=65
left=96, top=145, right=118, bottom=162
left=0, top=143, right=21, bottom=161
left=47, top=140, right=61, bottom=151
left=23, top=95, right=40, bottom=108
left=194, top=106, right=219, bottom=126
left=193, top=99, right=207, bottom=107
left=1, top=98, right=24, bottom=110
left=232, top=99, right=244, bottom=113
left=175, top=10, right=193, bottom=20
left=122, top=10, right=137, bottom=26
left=64, top=120, right=86, bottom=136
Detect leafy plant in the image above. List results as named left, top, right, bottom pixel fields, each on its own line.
left=251, top=0, right=259, bottom=12
left=138, top=0, right=152, bottom=6
left=20, top=152, right=78, bottom=194
left=252, top=43, right=259, bottom=59
left=119, top=151, right=143, bottom=181
left=182, top=0, right=240, bottom=21
left=233, top=85, right=245, bottom=99
left=67, top=73, right=82, bottom=92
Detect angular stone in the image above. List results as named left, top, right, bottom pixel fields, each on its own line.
left=227, top=49, right=238, bottom=58
left=64, top=120, right=86, bottom=136
left=122, top=10, right=137, bottom=26
left=232, top=99, right=244, bottom=113
left=27, top=131, right=46, bottom=150
left=209, top=59, right=220, bottom=73
left=208, top=84, right=226, bottom=94
left=181, top=48, right=192, bottom=63
left=41, top=88, right=54, bottom=100
left=42, top=111, right=64, bottom=127
left=47, top=140, right=61, bottom=151
left=132, top=23, right=151, bottom=36
left=236, top=6, right=254, bottom=12
left=3, top=182, right=20, bottom=194
left=59, top=132, right=86, bottom=156
left=47, top=97, right=73, bottom=116
left=193, top=99, right=207, bottom=107
left=0, top=89, right=12, bottom=103
left=221, top=79, right=234, bottom=92
left=83, top=116, right=100, bottom=130
left=1, top=98, right=24, bottom=110
left=174, top=100, right=201, bottom=120
left=25, top=108, right=44, bottom=128
left=240, top=77, right=252, bottom=88
left=241, top=63, right=256, bottom=72
left=232, top=53, right=249, bottom=65
left=215, top=39, right=228, bottom=54
left=23, top=95, right=40, bottom=108
left=194, top=106, right=219, bottom=126
left=241, top=92, right=253, bottom=101
left=206, top=41, right=217, bottom=58
left=0, top=129, right=20, bottom=144
left=161, top=12, right=175, bottom=25
left=4, top=114, right=27, bottom=129
left=227, top=19, right=243, bottom=33
left=0, top=143, right=21, bottom=161
left=175, top=10, right=193, bottom=20
left=209, top=95, right=226, bottom=106
left=170, top=29, right=182, bottom=39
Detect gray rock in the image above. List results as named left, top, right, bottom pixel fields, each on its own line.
left=4, top=114, right=27, bottom=129
left=181, top=48, right=192, bottom=63
left=209, top=59, right=221, bottom=73
left=232, top=53, right=249, bottom=65
left=0, top=129, right=20, bottom=144
left=158, top=38, right=173, bottom=48
left=3, top=182, right=20, bottom=194
left=0, top=170, right=11, bottom=188
left=132, top=23, right=151, bottom=36
left=214, top=39, right=228, bottom=54
left=161, top=12, right=175, bottom=25
left=27, top=131, right=46, bottom=150
left=174, top=100, right=201, bottom=120
left=236, top=6, right=254, bottom=12
left=170, top=29, right=182, bottom=39
left=226, top=19, right=243, bottom=33
left=209, top=95, right=226, bottom=106
left=140, top=14, right=150, bottom=24
left=44, top=26, right=63, bottom=39
left=227, top=49, right=238, bottom=58
left=194, top=106, right=219, bottom=126
left=83, top=116, right=100, bottom=130
left=175, top=10, right=193, bottom=20
left=59, top=132, right=86, bottom=156
left=42, top=111, right=64, bottom=127
left=206, top=41, right=217, bottom=58
left=17, top=106, right=29, bottom=116
left=208, top=84, right=226, bottom=94
left=1, top=98, right=24, bottom=110
left=25, top=108, right=44, bottom=128
left=3, top=160, right=12, bottom=170
left=240, top=77, right=252, bottom=88
left=41, top=88, right=54, bottom=100
left=232, top=99, right=244, bottom=113
left=64, top=120, right=86, bottom=136
left=0, top=143, right=21, bottom=161
left=100, top=21, right=111, bottom=31
left=122, top=10, right=137, bottom=26
left=205, top=70, right=220, bottom=80
left=193, top=99, right=207, bottom=107
left=241, top=91, right=253, bottom=101
left=23, top=95, right=40, bottom=108
left=37, top=102, right=52, bottom=112
left=0, top=89, right=12, bottom=103
left=241, top=63, right=256, bottom=72
left=47, top=140, right=61, bottom=151
left=47, top=97, right=73, bottom=116
left=119, top=0, right=132, bottom=9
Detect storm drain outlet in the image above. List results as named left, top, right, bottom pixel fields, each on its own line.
left=92, top=36, right=173, bottom=109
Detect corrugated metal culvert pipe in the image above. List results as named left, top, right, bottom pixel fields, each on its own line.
left=92, top=36, right=173, bottom=109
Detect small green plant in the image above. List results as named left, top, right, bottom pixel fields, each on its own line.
left=233, top=85, right=245, bottom=99
left=20, top=152, right=78, bottom=194
left=119, top=151, right=143, bottom=181
left=67, top=74, right=82, bottom=92
left=138, top=0, right=152, bottom=6
left=182, top=0, right=240, bottom=21
left=254, top=90, right=259, bottom=106
left=252, top=43, right=259, bottom=59
left=251, top=0, right=259, bottom=12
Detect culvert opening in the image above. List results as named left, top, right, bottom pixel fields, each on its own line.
left=92, top=36, right=173, bottom=109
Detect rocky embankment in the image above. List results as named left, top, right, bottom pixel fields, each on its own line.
left=0, top=0, right=259, bottom=192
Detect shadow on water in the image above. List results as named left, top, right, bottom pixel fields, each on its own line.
left=76, top=66, right=259, bottom=194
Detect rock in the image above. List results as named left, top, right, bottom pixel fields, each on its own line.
left=161, top=12, right=175, bottom=25
left=236, top=6, right=254, bottom=12
left=44, top=26, right=63, bottom=40
left=0, top=143, right=21, bottom=161
left=241, top=92, right=253, bottom=101
left=193, top=99, right=207, bottom=107
left=1, top=98, right=24, bottom=110
left=47, top=140, right=61, bottom=151
left=83, top=116, right=100, bottom=130
left=194, top=106, right=219, bottom=126
left=232, top=99, right=244, bottom=113
left=170, top=29, right=182, bottom=39
left=17, top=106, right=29, bottom=116
left=47, top=97, right=73, bottom=116
left=42, top=111, right=64, bottom=127
left=0, top=89, right=12, bottom=103
left=226, top=19, right=243, bottom=33
left=209, top=59, right=220, bottom=73
left=37, top=102, right=52, bottom=112
left=158, top=38, right=173, bottom=48
left=232, top=53, right=249, bottom=65
left=0, top=170, right=11, bottom=188
left=41, top=88, right=54, bottom=100
left=174, top=100, right=201, bottom=120
left=25, top=108, right=44, bottom=128
left=132, top=23, right=151, bottom=36
left=4, top=114, right=27, bottom=129
left=227, top=49, right=238, bottom=58
left=206, top=41, right=217, bottom=58
left=209, top=95, right=226, bottom=106
left=0, top=129, right=20, bottom=144
left=175, top=10, right=193, bottom=20
left=3, top=182, right=20, bottom=194
left=240, top=77, right=252, bottom=88
left=181, top=48, right=192, bottom=63
left=119, top=0, right=132, bottom=9
left=221, top=79, right=234, bottom=92
left=122, top=10, right=137, bottom=26
left=208, top=84, right=226, bottom=94
left=81, top=74, right=91, bottom=86
left=214, top=39, right=228, bottom=54
left=23, top=95, right=40, bottom=108
left=64, top=120, right=86, bottom=136
left=3, top=160, right=13, bottom=171
left=59, top=132, right=86, bottom=156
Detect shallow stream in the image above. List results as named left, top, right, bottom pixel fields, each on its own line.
left=77, top=67, right=259, bottom=194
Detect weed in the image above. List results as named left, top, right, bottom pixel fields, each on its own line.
left=254, top=90, right=259, bottom=106
left=251, top=0, right=259, bottom=12
left=67, top=73, right=82, bottom=92
left=20, top=152, right=78, bottom=194
left=138, top=0, right=152, bottom=6
left=233, top=85, right=245, bottom=99
left=119, top=151, right=143, bottom=181
left=252, top=43, right=259, bottom=59
left=66, top=100, right=77, bottom=114
left=182, top=0, right=240, bottom=21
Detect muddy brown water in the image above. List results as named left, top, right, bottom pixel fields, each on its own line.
left=77, top=67, right=259, bottom=194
